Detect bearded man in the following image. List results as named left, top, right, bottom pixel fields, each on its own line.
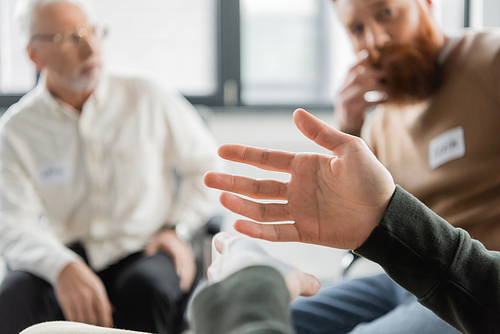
left=0, top=0, right=222, bottom=333
left=291, top=0, right=500, bottom=333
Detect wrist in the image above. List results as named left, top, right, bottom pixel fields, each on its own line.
left=159, top=222, right=191, bottom=243
left=156, top=228, right=193, bottom=255
left=175, top=224, right=192, bottom=243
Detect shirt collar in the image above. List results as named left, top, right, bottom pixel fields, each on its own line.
left=37, top=70, right=109, bottom=119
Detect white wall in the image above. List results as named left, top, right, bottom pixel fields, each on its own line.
left=483, top=0, right=500, bottom=27
left=471, top=0, right=500, bottom=28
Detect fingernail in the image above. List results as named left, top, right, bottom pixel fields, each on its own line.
left=214, top=232, right=230, bottom=247
left=355, top=65, right=365, bottom=74
left=364, top=91, right=387, bottom=103
left=358, top=49, right=369, bottom=60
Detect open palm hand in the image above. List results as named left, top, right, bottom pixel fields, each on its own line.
left=204, top=109, right=395, bottom=250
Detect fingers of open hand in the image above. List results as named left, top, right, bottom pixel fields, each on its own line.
left=294, top=109, right=353, bottom=154
left=234, top=220, right=301, bottom=242
left=218, top=144, right=296, bottom=173
left=220, top=192, right=290, bottom=222
left=205, top=172, right=287, bottom=200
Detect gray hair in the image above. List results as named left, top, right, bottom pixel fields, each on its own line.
left=15, top=0, right=94, bottom=45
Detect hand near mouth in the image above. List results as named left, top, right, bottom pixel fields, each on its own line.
left=335, top=49, right=388, bottom=137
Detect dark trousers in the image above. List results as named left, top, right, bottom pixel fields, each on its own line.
left=0, top=245, right=196, bottom=334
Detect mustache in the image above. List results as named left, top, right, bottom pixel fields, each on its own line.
left=368, top=43, right=436, bottom=68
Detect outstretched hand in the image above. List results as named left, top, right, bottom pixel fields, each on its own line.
left=204, top=108, right=395, bottom=250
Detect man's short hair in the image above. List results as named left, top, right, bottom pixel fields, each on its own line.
left=15, top=0, right=94, bottom=45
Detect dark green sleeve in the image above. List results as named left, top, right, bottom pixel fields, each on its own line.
left=355, top=186, right=500, bottom=333
left=189, top=266, right=295, bottom=334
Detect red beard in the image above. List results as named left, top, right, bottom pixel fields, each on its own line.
left=370, top=38, right=442, bottom=106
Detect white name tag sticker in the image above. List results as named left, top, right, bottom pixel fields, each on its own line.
left=36, top=161, right=73, bottom=186
left=429, top=127, right=466, bottom=170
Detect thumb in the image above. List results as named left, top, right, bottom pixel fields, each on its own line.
left=293, top=108, right=351, bottom=154
left=213, top=232, right=235, bottom=254
left=297, top=272, right=321, bottom=297
left=285, top=271, right=321, bottom=301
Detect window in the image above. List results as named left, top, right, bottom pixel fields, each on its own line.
left=469, top=0, right=500, bottom=28
left=0, top=0, right=473, bottom=109
left=90, top=0, right=218, bottom=97
left=0, top=0, right=221, bottom=107
left=0, top=0, right=37, bottom=95
left=240, top=0, right=471, bottom=106
left=240, top=0, right=335, bottom=106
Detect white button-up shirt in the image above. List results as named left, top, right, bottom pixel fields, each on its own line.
left=0, top=72, right=222, bottom=284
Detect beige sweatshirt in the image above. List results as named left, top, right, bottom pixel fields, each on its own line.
left=366, top=31, right=500, bottom=251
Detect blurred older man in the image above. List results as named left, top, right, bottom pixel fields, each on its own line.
left=0, top=0, right=222, bottom=333
left=291, top=0, right=500, bottom=333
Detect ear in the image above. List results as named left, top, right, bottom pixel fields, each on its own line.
left=27, top=44, right=46, bottom=72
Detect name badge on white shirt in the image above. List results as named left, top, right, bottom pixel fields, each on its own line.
left=37, top=161, right=73, bottom=186
left=429, top=127, right=466, bottom=170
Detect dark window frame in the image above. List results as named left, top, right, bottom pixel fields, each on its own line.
left=464, top=0, right=471, bottom=28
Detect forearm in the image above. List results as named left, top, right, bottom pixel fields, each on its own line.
left=355, top=186, right=500, bottom=333
left=0, top=143, right=80, bottom=283
left=189, top=266, right=295, bottom=334
left=0, top=218, right=79, bottom=283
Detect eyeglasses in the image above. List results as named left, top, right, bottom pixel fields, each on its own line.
left=30, top=25, right=108, bottom=51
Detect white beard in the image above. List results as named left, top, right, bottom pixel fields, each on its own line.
left=65, top=69, right=101, bottom=93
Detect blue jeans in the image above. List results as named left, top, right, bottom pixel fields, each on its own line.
left=291, top=273, right=460, bottom=334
